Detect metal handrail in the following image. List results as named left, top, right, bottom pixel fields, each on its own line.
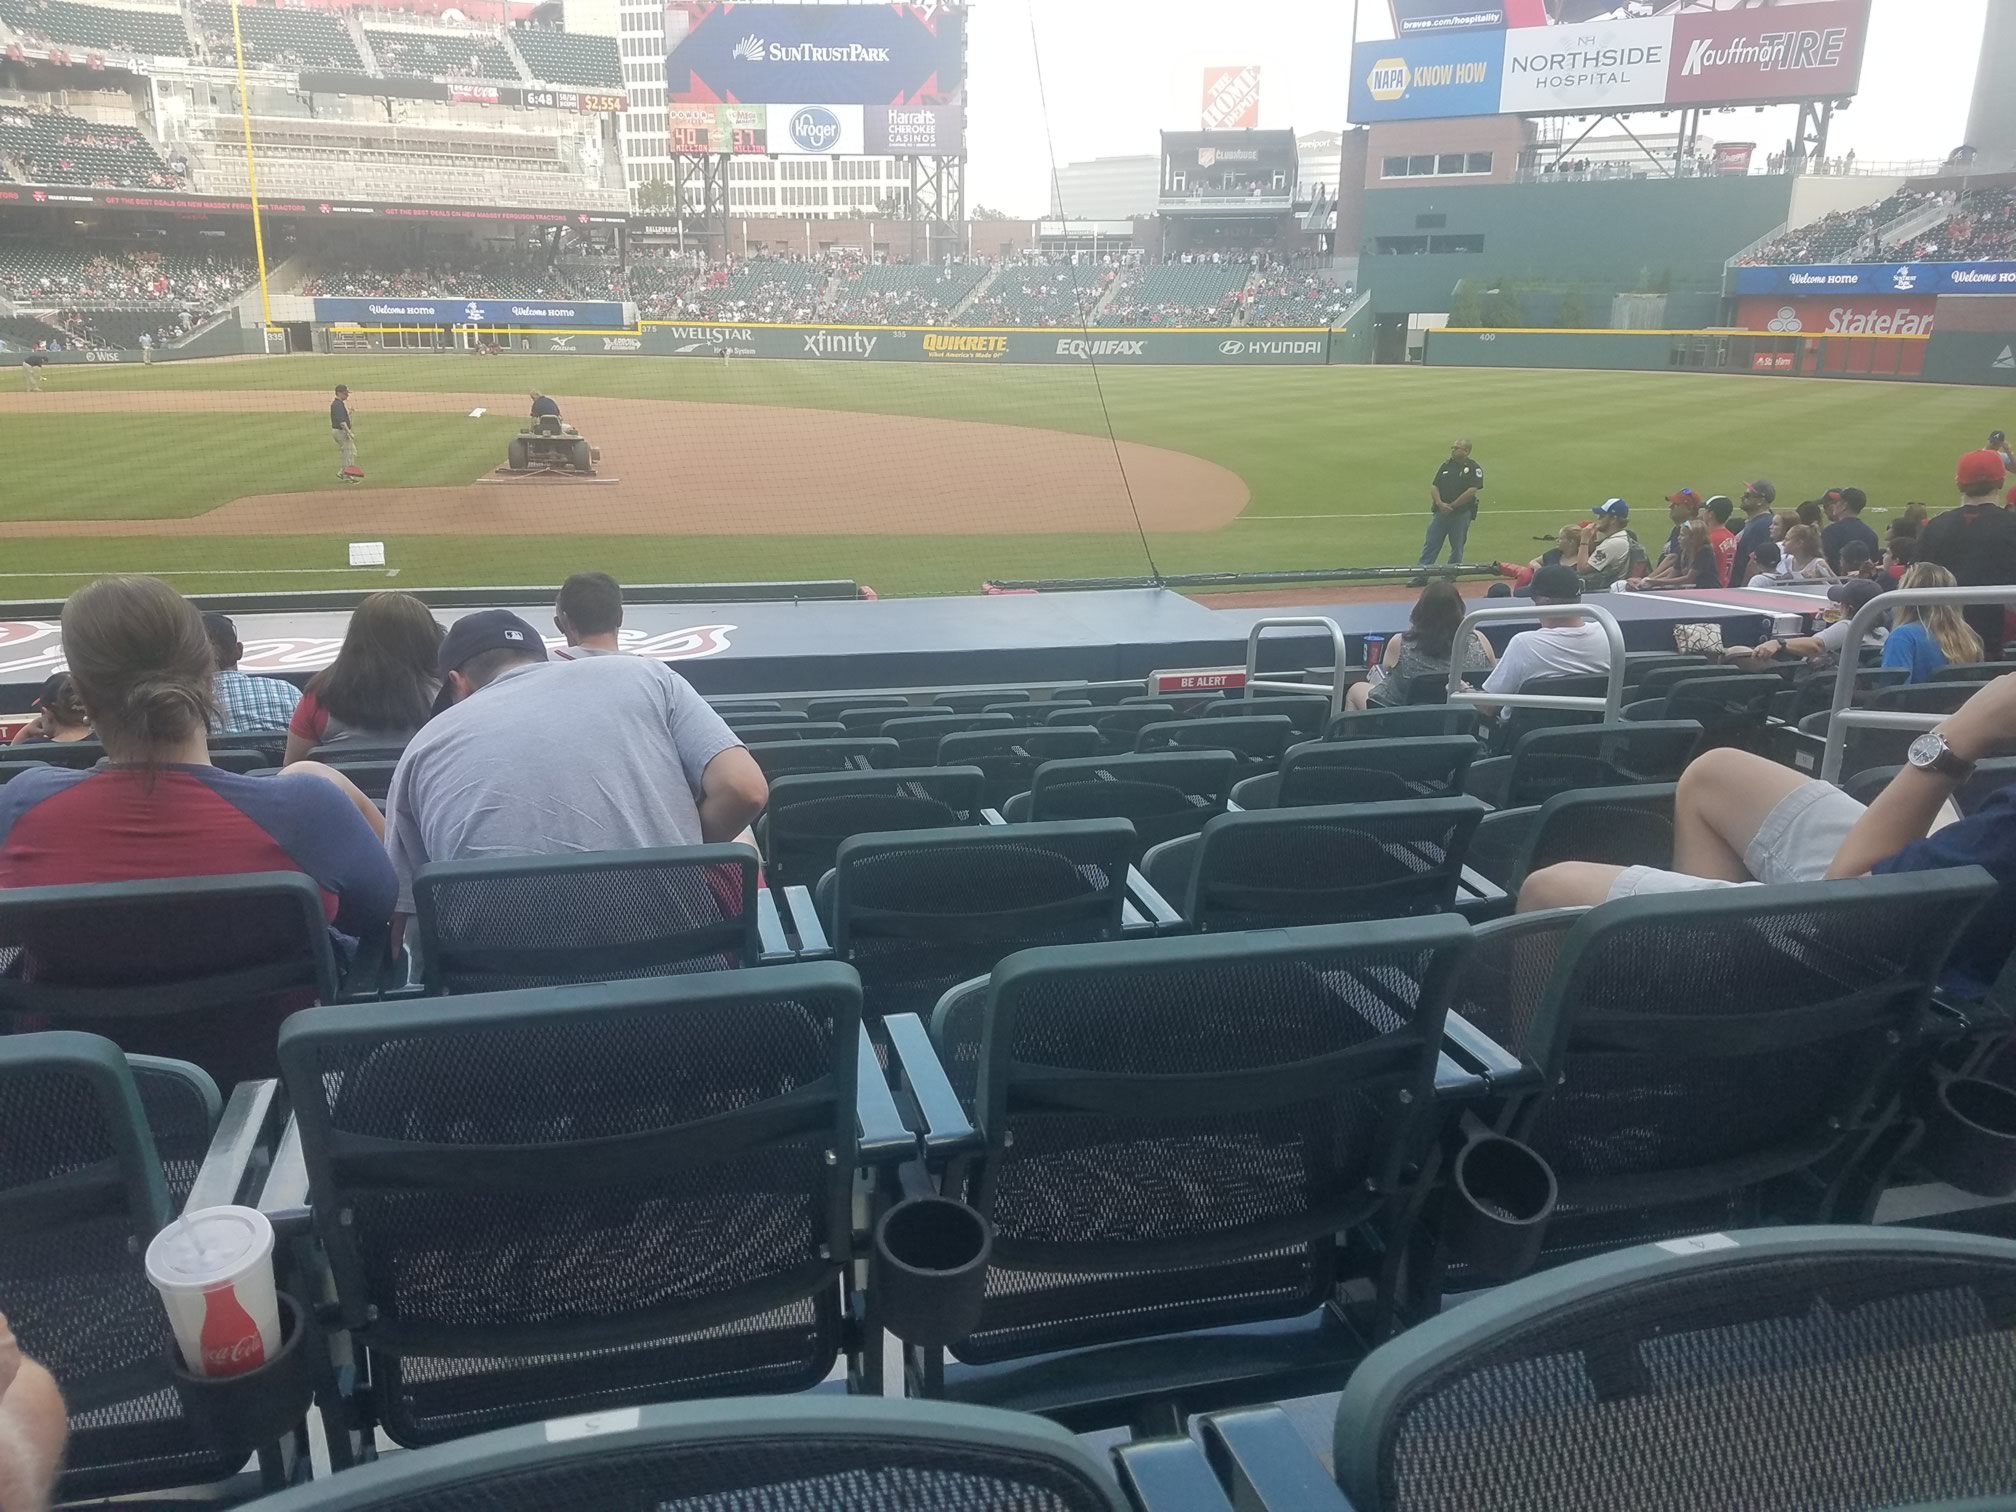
left=1243, top=616, right=1348, bottom=722
left=1819, top=585, right=2016, bottom=784
left=1446, top=601, right=1628, bottom=716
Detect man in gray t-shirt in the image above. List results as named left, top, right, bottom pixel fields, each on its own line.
left=383, top=610, right=768, bottom=915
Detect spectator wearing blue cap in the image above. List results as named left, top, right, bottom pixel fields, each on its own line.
left=1572, top=498, right=1636, bottom=590
left=381, top=608, right=768, bottom=921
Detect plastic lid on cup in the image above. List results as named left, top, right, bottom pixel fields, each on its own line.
left=144, top=1205, right=273, bottom=1292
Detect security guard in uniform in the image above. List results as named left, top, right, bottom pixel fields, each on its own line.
left=1416, top=438, right=1484, bottom=583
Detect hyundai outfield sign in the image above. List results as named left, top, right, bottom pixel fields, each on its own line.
left=312, top=297, right=628, bottom=327
left=1732, top=262, right=2016, bottom=298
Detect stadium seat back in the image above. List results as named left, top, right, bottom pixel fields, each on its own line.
left=1326, top=705, right=1480, bottom=742
left=1213, top=694, right=1331, bottom=736
left=746, top=736, right=899, bottom=780
left=1619, top=652, right=1709, bottom=691
left=1333, top=1226, right=2016, bottom=1512
left=414, top=846, right=759, bottom=994
left=0, top=872, right=338, bottom=1087
left=1276, top=736, right=1479, bottom=806
left=1467, top=784, right=1677, bottom=893
left=1871, top=682, right=1977, bottom=716
left=1634, top=661, right=1742, bottom=700
left=819, top=820, right=1133, bottom=1022
left=320, top=757, right=398, bottom=800
left=209, top=731, right=292, bottom=765
left=1461, top=870, right=1996, bottom=1266
left=931, top=689, right=1031, bottom=714
left=1494, top=674, right=1610, bottom=751
left=278, top=967, right=863, bottom=1447
left=1932, top=659, right=2016, bottom=684
left=1478, top=720, right=1701, bottom=809
left=811, top=697, right=909, bottom=724
left=936, top=726, right=1100, bottom=810
left=930, top=919, right=1469, bottom=1368
left=1023, top=750, right=1239, bottom=855
left=1777, top=666, right=1910, bottom=724
left=0, top=1032, right=243, bottom=1500
left=244, top=1398, right=1134, bottom=1512
left=1647, top=674, right=1782, bottom=750
left=14, top=738, right=108, bottom=769
left=1177, top=798, right=1489, bottom=932
left=761, top=767, right=986, bottom=889
left=726, top=721, right=847, bottom=744
left=882, top=712, right=1017, bottom=765
left=1134, top=714, right=1293, bottom=769
left=720, top=709, right=808, bottom=735
left=1083, top=703, right=1180, bottom=751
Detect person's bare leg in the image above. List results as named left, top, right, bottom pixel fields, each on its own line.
left=0, top=1314, right=66, bottom=1512
left=1671, top=748, right=1815, bottom=881
left=1517, top=862, right=1627, bottom=912
left=1345, top=680, right=1373, bottom=712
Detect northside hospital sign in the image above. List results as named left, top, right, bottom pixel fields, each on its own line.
left=1349, top=0, right=1869, bottom=122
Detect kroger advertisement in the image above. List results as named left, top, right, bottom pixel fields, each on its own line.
left=1350, top=0, right=1868, bottom=121
left=311, top=298, right=630, bottom=328
left=1732, top=263, right=2016, bottom=298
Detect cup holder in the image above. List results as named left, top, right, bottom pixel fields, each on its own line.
left=168, top=1292, right=314, bottom=1455
left=1448, top=1135, right=1557, bottom=1281
left=872, top=1196, right=992, bottom=1348
left=1918, top=1076, right=2016, bottom=1199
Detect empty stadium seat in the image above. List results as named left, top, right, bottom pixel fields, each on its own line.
left=831, top=262, right=990, bottom=325
left=276, top=966, right=877, bottom=1447
left=913, top=918, right=1475, bottom=1412
left=882, top=712, right=1017, bottom=766
left=246, top=1398, right=1140, bottom=1512
left=1231, top=735, right=1480, bottom=810
left=1001, top=750, right=1240, bottom=859
left=760, top=767, right=986, bottom=891
left=1096, top=264, right=1249, bottom=327
left=1623, top=673, right=1781, bottom=751
left=0, top=872, right=341, bottom=1087
left=412, top=846, right=761, bottom=993
left=509, top=25, right=620, bottom=88
left=814, top=820, right=1135, bottom=1022
left=0, top=1032, right=297, bottom=1501
left=0, top=107, right=179, bottom=188
left=1134, top=713, right=1294, bottom=770
left=365, top=25, right=519, bottom=80
left=0, top=0, right=190, bottom=56
left=1449, top=870, right=1997, bottom=1272
left=1328, top=1226, right=2016, bottom=1511
left=1326, top=705, right=1482, bottom=742
left=747, top=736, right=899, bottom=780
left=195, top=1, right=360, bottom=69
left=937, top=725, right=1101, bottom=810
left=1144, top=799, right=1491, bottom=933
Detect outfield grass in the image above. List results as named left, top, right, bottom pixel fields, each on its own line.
left=1, top=355, right=2005, bottom=596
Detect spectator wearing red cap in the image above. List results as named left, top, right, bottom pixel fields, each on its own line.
left=1632, top=490, right=1708, bottom=590
left=1922, top=450, right=2016, bottom=660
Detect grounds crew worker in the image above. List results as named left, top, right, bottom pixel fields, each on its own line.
left=23, top=350, right=47, bottom=392
left=331, top=384, right=359, bottom=483
left=529, top=390, right=561, bottom=422
left=1415, top=438, right=1484, bottom=583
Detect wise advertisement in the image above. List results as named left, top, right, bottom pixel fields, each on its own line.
left=1349, top=30, right=1506, bottom=124
left=1732, top=263, right=2016, bottom=298
left=664, top=2, right=964, bottom=107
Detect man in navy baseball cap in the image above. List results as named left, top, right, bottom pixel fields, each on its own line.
left=1573, top=498, right=1636, bottom=589
left=437, top=609, right=548, bottom=692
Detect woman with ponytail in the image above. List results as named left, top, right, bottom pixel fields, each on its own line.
left=0, top=576, right=395, bottom=1080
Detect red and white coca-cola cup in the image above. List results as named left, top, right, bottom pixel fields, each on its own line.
left=143, top=1205, right=281, bottom=1379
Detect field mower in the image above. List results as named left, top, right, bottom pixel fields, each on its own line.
left=505, top=415, right=600, bottom=475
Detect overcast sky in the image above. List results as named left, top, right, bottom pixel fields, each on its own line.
left=964, top=0, right=1987, bottom=215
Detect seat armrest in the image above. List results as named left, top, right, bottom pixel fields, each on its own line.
left=1442, top=1008, right=1534, bottom=1091
left=1199, top=1407, right=1356, bottom=1511
left=1126, top=865, right=1185, bottom=932
left=780, top=884, right=832, bottom=957
left=184, top=1077, right=286, bottom=1213
left=1111, top=1436, right=1238, bottom=1512
left=259, top=1115, right=314, bottom=1238
left=883, top=1012, right=982, bottom=1159
left=756, top=888, right=794, bottom=962
left=981, top=808, right=1006, bottom=826
left=855, top=1026, right=916, bottom=1166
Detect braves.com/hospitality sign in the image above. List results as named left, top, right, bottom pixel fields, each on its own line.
left=1350, top=0, right=1869, bottom=122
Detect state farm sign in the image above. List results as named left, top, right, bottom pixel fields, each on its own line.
left=1735, top=296, right=1936, bottom=338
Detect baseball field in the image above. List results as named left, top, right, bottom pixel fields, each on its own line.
left=0, top=354, right=2006, bottom=598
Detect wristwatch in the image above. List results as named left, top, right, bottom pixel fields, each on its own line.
left=1908, top=731, right=1976, bottom=782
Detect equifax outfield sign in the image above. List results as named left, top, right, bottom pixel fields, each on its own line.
left=1349, top=0, right=1868, bottom=120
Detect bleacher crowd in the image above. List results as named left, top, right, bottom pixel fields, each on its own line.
left=1740, top=185, right=2016, bottom=266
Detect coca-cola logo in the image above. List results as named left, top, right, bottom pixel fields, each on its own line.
left=202, top=1331, right=266, bottom=1370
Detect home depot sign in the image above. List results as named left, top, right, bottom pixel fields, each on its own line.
left=1734, top=296, right=1936, bottom=338
left=1201, top=65, right=1262, bottom=129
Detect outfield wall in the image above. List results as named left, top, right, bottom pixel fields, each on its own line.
left=0, top=320, right=265, bottom=366
left=1424, top=328, right=1939, bottom=382
left=318, top=322, right=1337, bottom=366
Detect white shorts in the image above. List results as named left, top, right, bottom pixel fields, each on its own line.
left=1606, top=780, right=1866, bottom=900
